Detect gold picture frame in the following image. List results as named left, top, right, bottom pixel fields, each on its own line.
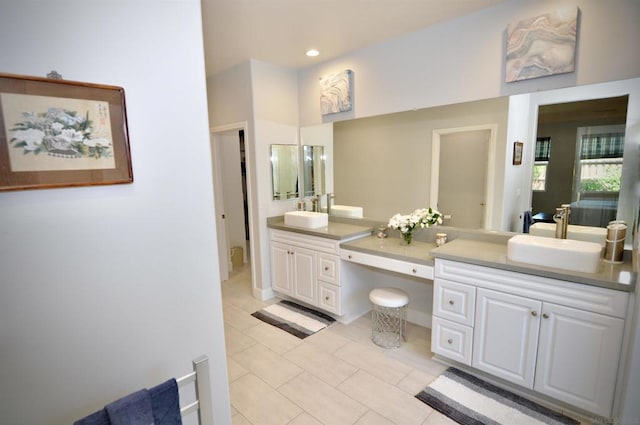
left=0, top=73, right=133, bottom=191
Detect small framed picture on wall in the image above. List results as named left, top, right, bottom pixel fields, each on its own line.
left=513, top=141, right=523, bottom=165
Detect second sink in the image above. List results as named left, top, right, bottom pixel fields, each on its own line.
left=284, top=211, right=329, bottom=228
left=507, top=234, right=602, bottom=274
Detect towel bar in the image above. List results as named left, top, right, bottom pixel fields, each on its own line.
left=177, top=355, right=214, bottom=425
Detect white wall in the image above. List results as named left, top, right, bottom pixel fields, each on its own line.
left=207, top=60, right=300, bottom=296
left=502, top=93, right=532, bottom=232
left=0, top=2, right=231, bottom=424
left=300, top=123, right=334, bottom=198
left=298, top=0, right=640, bottom=125
left=207, top=62, right=254, bottom=128
left=246, top=61, right=300, bottom=296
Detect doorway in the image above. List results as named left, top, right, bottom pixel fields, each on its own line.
left=211, top=123, right=252, bottom=283
left=430, top=125, right=497, bottom=229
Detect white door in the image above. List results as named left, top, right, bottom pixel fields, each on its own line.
left=292, top=247, right=316, bottom=306
left=473, top=288, right=541, bottom=388
left=534, top=302, right=625, bottom=417
left=438, top=130, right=489, bottom=228
left=211, top=132, right=230, bottom=281
left=270, top=242, right=292, bottom=295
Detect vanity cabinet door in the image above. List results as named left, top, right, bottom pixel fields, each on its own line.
left=473, top=288, right=541, bottom=389
left=291, top=246, right=317, bottom=306
left=534, top=302, right=624, bottom=418
left=270, top=242, right=293, bottom=295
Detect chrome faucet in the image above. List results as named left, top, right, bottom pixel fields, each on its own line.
left=310, top=196, right=319, bottom=212
left=561, top=203, right=571, bottom=238
left=326, top=193, right=334, bottom=215
left=553, top=204, right=570, bottom=239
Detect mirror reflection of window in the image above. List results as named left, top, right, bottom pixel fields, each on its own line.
left=270, top=144, right=299, bottom=201
left=571, top=126, right=625, bottom=226
left=532, top=137, right=551, bottom=191
left=575, top=129, right=624, bottom=196
left=302, top=145, right=325, bottom=197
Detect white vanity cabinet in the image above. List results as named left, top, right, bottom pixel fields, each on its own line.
left=270, top=229, right=343, bottom=314
left=433, top=259, right=629, bottom=418
left=270, top=241, right=316, bottom=305
left=431, top=279, right=476, bottom=365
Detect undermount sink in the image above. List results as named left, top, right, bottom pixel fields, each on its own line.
left=529, top=223, right=607, bottom=246
left=284, top=211, right=329, bottom=228
left=507, top=234, right=602, bottom=274
left=327, top=205, right=364, bottom=218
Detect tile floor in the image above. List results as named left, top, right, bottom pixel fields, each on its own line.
left=222, top=265, right=455, bottom=425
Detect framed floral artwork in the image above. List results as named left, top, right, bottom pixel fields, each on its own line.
left=0, top=73, right=133, bottom=191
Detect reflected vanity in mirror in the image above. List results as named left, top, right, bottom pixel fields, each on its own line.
left=270, top=144, right=299, bottom=200
left=302, top=145, right=325, bottom=197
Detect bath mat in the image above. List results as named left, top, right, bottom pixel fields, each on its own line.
left=415, top=367, right=579, bottom=425
left=251, top=300, right=335, bottom=339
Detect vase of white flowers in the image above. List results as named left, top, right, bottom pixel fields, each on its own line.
left=388, top=208, right=442, bottom=245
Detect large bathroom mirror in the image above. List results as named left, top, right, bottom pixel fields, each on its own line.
left=307, top=77, right=639, bottom=234
left=302, top=145, right=325, bottom=197
left=270, top=144, right=299, bottom=200
left=532, top=96, right=628, bottom=228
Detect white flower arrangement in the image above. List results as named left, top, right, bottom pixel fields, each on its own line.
left=388, top=207, right=442, bottom=244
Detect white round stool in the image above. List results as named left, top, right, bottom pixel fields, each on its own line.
left=369, top=287, right=409, bottom=348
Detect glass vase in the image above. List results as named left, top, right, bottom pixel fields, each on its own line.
left=401, top=231, right=413, bottom=245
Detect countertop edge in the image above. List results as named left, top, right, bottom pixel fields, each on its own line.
left=268, top=219, right=636, bottom=292
left=267, top=218, right=373, bottom=241
left=430, top=240, right=636, bottom=292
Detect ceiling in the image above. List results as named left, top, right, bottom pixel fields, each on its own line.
left=538, top=96, right=629, bottom=125
left=201, top=0, right=507, bottom=77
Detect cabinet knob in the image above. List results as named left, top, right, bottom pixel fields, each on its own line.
left=447, top=338, right=453, bottom=344
left=531, top=311, right=538, bottom=317
left=348, top=255, right=352, bottom=259
left=325, top=296, right=330, bottom=301
left=412, top=268, right=417, bottom=273
left=324, top=266, right=329, bottom=271
left=448, top=300, right=454, bottom=305
left=542, top=313, right=549, bottom=319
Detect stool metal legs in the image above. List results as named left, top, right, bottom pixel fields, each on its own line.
left=371, top=304, right=407, bottom=348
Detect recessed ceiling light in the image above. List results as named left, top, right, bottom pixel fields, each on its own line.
left=306, top=49, right=319, bottom=57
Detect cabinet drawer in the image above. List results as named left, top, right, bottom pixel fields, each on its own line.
left=318, top=253, right=340, bottom=286
left=434, top=279, right=476, bottom=326
left=318, top=282, right=341, bottom=315
left=341, top=249, right=434, bottom=279
left=431, top=317, right=473, bottom=365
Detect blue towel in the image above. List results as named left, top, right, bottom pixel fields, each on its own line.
left=150, top=379, right=182, bottom=425
left=523, top=210, right=532, bottom=233
left=73, top=408, right=110, bottom=425
left=106, top=389, right=155, bottom=425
